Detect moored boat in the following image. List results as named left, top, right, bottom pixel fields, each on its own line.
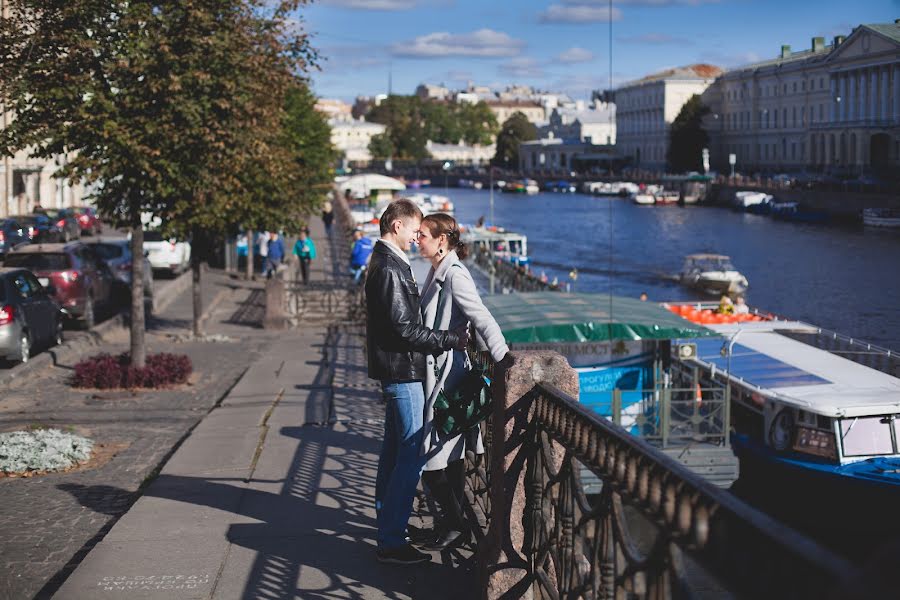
left=862, top=207, right=900, bottom=228
left=654, top=190, right=680, bottom=205
left=666, top=306, right=900, bottom=545
left=633, top=192, right=655, bottom=205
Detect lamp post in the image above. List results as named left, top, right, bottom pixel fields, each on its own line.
left=442, top=161, right=451, bottom=197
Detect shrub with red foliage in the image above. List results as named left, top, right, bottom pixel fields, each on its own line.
left=73, top=352, right=193, bottom=389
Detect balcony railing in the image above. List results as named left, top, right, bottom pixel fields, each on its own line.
left=465, top=350, right=882, bottom=599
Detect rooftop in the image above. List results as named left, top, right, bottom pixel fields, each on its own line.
left=619, top=64, right=723, bottom=89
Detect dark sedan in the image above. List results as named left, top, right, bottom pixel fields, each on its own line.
left=0, top=268, right=64, bottom=365
left=11, top=214, right=64, bottom=243
left=87, top=238, right=155, bottom=313
left=0, top=219, right=30, bottom=258
left=43, top=209, right=81, bottom=243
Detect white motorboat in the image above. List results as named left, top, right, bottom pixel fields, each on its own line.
left=654, top=190, right=680, bottom=205
left=678, top=254, right=748, bottom=296
left=862, top=208, right=900, bottom=228
left=733, top=190, right=772, bottom=210
left=633, top=192, right=655, bottom=205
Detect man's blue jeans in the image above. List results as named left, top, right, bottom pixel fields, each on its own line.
left=375, top=380, right=426, bottom=549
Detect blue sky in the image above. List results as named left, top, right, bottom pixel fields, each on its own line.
left=301, top=0, right=898, bottom=102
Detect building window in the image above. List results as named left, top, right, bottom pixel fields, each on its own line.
left=802, top=80, right=806, bottom=92
left=820, top=77, right=824, bottom=89
left=793, top=82, right=797, bottom=93
left=792, top=107, right=797, bottom=127
left=819, top=104, right=823, bottom=121
left=800, top=142, right=805, bottom=159
left=783, top=83, right=787, bottom=95
left=791, top=142, right=796, bottom=160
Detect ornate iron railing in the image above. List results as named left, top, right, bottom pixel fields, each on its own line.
left=468, top=360, right=869, bottom=599
left=523, top=384, right=859, bottom=598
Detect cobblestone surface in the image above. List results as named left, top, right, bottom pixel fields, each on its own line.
left=0, top=273, right=267, bottom=600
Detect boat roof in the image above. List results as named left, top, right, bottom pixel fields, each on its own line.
left=685, top=253, right=730, bottom=260
left=689, top=322, right=900, bottom=418
left=461, top=228, right=527, bottom=243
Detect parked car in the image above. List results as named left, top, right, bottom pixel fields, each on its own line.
left=143, top=231, right=191, bottom=275
left=86, top=237, right=155, bottom=313
left=0, top=268, right=64, bottom=364
left=0, top=219, right=30, bottom=258
left=43, top=209, right=82, bottom=242
left=69, top=206, right=104, bottom=236
left=3, top=242, right=114, bottom=329
left=11, top=214, right=64, bottom=243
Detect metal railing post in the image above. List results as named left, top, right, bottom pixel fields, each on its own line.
left=661, top=387, right=671, bottom=449
left=611, top=388, right=621, bottom=426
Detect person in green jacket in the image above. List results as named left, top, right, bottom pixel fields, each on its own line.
left=293, top=230, right=317, bottom=283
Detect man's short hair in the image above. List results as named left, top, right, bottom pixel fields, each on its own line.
left=379, top=199, right=423, bottom=236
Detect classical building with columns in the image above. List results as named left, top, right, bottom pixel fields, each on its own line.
left=705, top=21, right=900, bottom=176
left=612, top=64, right=723, bottom=171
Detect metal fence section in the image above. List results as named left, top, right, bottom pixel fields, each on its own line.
left=468, top=351, right=872, bottom=599
left=471, top=247, right=561, bottom=293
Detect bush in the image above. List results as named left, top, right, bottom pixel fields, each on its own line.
left=0, top=429, right=93, bottom=474
left=73, top=352, right=192, bottom=389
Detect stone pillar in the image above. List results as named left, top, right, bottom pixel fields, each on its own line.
left=839, top=75, right=848, bottom=122
left=881, top=67, right=890, bottom=121
left=477, top=351, right=580, bottom=599
left=894, top=65, right=900, bottom=121
left=263, top=277, right=289, bottom=330
left=830, top=76, right=838, bottom=122
left=859, top=70, right=868, bottom=121
left=870, top=69, right=878, bottom=121
left=848, top=72, right=857, bottom=122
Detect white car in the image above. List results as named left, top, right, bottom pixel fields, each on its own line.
left=143, top=231, right=191, bottom=274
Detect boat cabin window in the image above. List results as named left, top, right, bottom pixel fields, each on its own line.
left=839, top=416, right=897, bottom=457
left=687, top=257, right=735, bottom=272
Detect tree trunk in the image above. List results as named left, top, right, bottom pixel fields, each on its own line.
left=130, top=221, right=146, bottom=368
left=192, top=227, right=203, bottom=338
left=246, top=228, right=254, bottom=280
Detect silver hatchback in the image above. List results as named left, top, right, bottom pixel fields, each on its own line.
left=0, top=268, right=64, bottom=364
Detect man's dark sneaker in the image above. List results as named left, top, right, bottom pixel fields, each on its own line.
left=376, top=544, right=431, bottom=565
left=422, top=529, right=466, bottom=551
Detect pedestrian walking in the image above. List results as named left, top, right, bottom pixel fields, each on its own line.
left=292, top=230, right=317, bottom=284
left=256, top=231, right=270, bottom=274
left=350, top=230, right=374, bottom=283
left=322, top=200, right=334, bottom=237
left=415, top=213, right=510, bottom=550
left=265, top=232, right=285, bottom=279
left=366, top=199, right=468, bottom=565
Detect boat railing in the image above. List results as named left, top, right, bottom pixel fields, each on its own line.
left=584, top=385, right=728, bottom=448
left=464, top=349, right=874, bottom=598
left=778, top=326, right=899, bottom=378
left=471, top=246, right=561, bottom=293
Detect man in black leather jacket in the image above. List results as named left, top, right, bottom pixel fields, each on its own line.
left=366, top=199, right=467, bottom=565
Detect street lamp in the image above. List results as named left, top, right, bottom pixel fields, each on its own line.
left=442, top=161, right=452, bottom=197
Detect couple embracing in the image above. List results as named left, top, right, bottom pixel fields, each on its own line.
left=365, top=199, right=510, bottom=565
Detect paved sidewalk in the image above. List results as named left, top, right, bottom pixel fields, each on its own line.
left=53, top=325, right=475, bottom=599
left=52, top=218, right=476, bottom=599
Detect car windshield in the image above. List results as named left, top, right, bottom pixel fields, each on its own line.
left=4, top=253, right=71, bottom=270
left=91, top=243, right=125, bottom=259
left=143, top=231, right=165, bottom=242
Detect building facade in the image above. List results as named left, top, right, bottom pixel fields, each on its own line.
left=425, top=140, right=495, bottom=165
left=538, top=102, right=617, bottom=145
left=328, top=119, right=387, bottom=165
left=705, top=22, right=900, bottom=176
left=612, top=64, right=723, bottom=171
left=485, top=100, right=546, bottom=126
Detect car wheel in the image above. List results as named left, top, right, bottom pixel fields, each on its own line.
left=82, top=297, right=95, bottom=330
left=54, top=319, right=64, bottom=347
left=17, top=331, right=31, bottom=364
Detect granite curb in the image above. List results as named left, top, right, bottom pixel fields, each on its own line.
left=0, top=268, right=192, bottom=389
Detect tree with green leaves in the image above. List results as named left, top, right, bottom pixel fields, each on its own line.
left=369, top=133, right=396, bottom=161
left=457, top=102, right=499, bottom=146
left=667, top=94, right=710, bottom=173
left=366, top=95, right=430, bottom=160
left=0, top=1, right=324, bottom=360
left=492, top=112, right=537, bottom=170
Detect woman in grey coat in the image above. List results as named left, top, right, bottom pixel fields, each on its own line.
left=416, top=213, right=509, bottom=550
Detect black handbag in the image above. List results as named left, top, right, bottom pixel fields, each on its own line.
left=429, top=268, right=493, bottom=438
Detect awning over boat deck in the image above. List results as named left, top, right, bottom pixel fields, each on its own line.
left=689, top=327, right=900, bottom=418
left=481, top=293, right=719, bottom=343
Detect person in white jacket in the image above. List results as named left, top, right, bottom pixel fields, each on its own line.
left=416, top=213, right=510, bottom=550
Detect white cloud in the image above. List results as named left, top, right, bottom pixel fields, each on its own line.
left=556, top=47, right=594, bottom=63
left=539, top=3, right=623, bottom=24
left=391, top=29, right=525, bottom=58
left=618, top=32, right=692, bottom=45
left=319, top=0, right=418, bottom=9
left=499, top=57, right=545, bottom=79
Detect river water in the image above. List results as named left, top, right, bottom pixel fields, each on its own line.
left=447, top=188, right=900, bottom=351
